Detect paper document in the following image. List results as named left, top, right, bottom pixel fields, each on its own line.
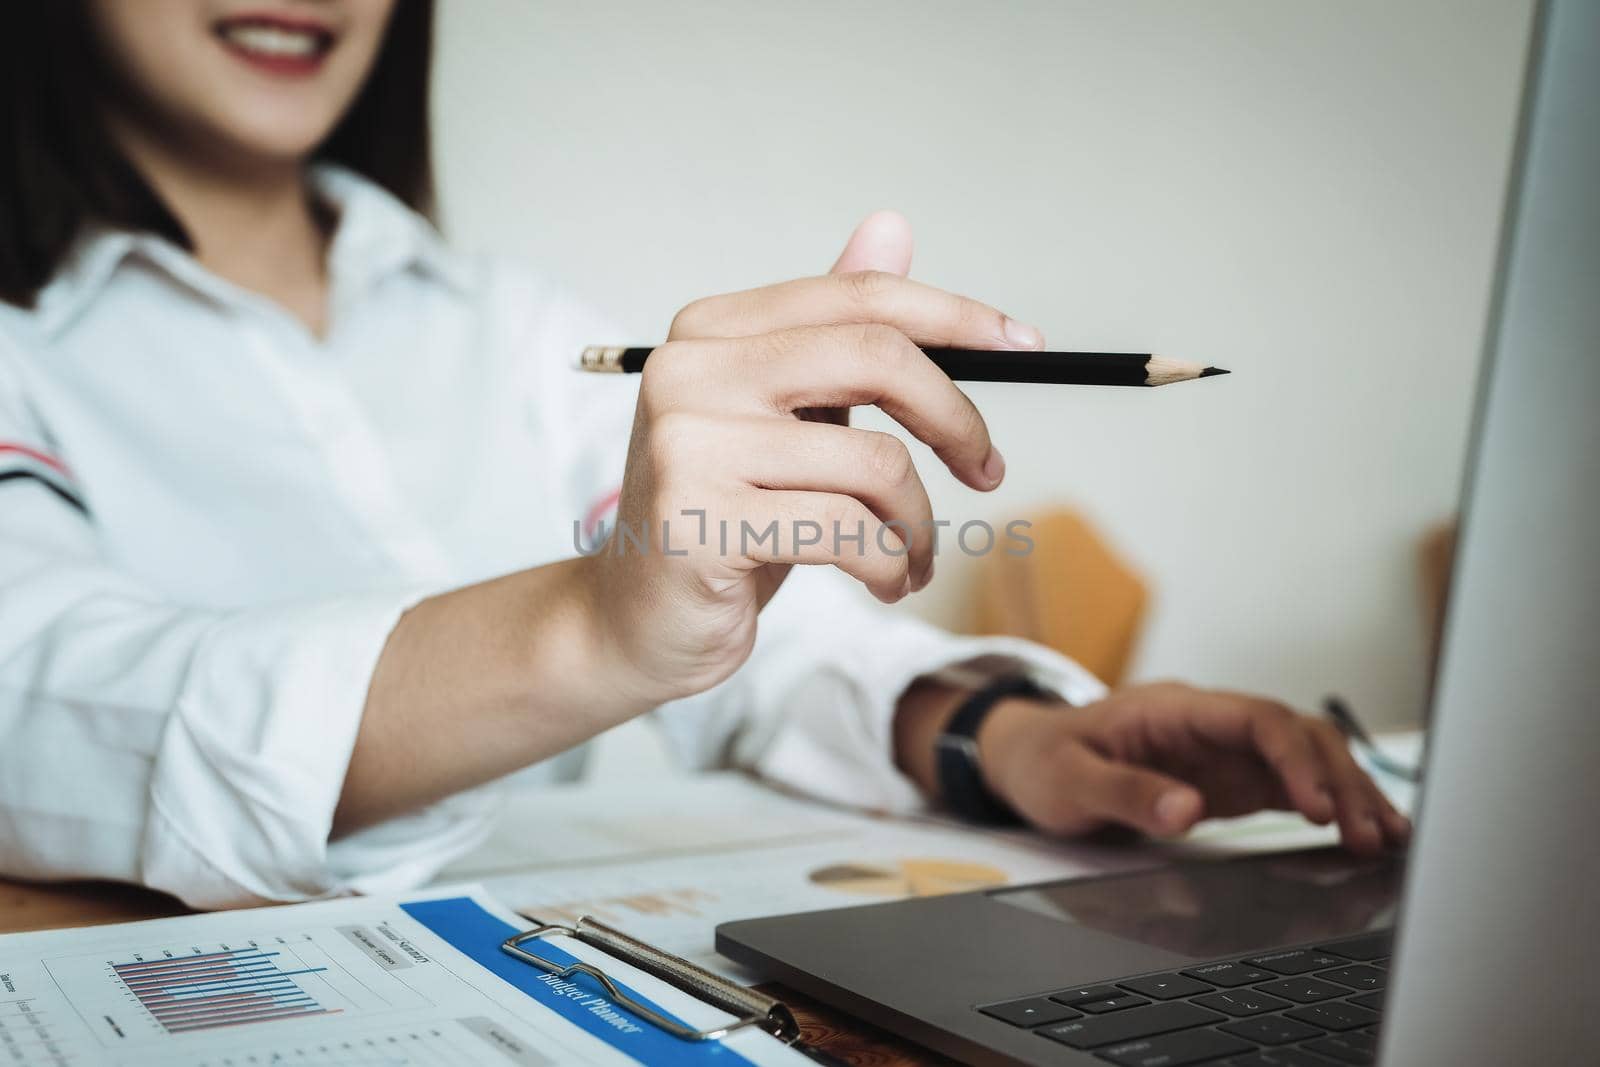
left=457, top=738, right=1422, bottom=981
left=0, top=884, right=809, bottom=1066
left=462, top=776, right=1164, bottom=979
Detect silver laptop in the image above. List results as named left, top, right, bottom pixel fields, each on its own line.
left=717, top=2, right=1599, bottom=1063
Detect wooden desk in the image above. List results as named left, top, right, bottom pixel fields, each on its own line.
left=0, top=875, right=953, bottom=1066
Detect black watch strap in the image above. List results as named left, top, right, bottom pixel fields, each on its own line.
left=934, top=673, right=1049, bottom=824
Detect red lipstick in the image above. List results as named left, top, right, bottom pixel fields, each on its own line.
left=213, top=14, right=335, bottom=77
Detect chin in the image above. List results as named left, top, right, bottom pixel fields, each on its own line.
left=235, top=126, right=338, bottom=166
left=198, top=102, right=345, bottom=169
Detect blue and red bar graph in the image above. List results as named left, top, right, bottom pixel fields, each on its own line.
left=111, top=947, right=340, bottom=1033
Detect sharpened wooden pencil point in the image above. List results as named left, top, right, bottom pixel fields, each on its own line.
left=1200, top=367, right=1230, bottom=378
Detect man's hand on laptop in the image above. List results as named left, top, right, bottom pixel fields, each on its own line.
left=909, top=681, right=1410, bottom=854
left=992, top=683, right=1410, bottom=853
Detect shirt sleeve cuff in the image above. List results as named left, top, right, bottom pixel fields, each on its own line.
left=138, top=586, right=497, bottom=908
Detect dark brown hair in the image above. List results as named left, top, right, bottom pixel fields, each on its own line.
left=0, top=0, right=436, bottom=308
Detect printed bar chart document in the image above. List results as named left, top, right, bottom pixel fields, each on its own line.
left=0, top=885, right=809, bottom=1066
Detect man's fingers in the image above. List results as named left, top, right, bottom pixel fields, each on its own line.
left=669, top=271, right=1043, bottom=353
left=1057, top=746, right=1205, bottom=838
left=1309, top=724, right=1409, bottom=854
left=1243, top=705, right=1340, bottom=826
left=830, top=210, right=914, bottom=276
left=1149, top=687, right=1335, bottom=825
left=1162, top=686, right=1409, bottom=852
left=648, top=326, right=1000, bottom=491
left=711, top=418, right=937, bottom=589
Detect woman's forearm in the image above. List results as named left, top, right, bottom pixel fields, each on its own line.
left=333, top=556, right=650, bottom=835
left=337, top=228, right=1045, bottom=837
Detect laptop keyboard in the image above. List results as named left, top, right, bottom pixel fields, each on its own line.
left=975, top=930, right=1392, bottom=1065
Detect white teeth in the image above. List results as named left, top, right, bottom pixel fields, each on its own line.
left=220, top=24, right=322, bottom=58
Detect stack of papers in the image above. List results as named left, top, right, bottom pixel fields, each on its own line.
left=0, top=885, right=809, bottom=1066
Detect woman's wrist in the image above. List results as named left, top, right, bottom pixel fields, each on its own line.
left=337, top=556, right=657, bottom=834
left=558, top=554, right=682, bottom=721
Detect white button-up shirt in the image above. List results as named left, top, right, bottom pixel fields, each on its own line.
left=0, top=168, right=1104, bottom=909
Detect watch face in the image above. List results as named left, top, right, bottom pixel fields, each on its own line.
left=938, top=711, right=1019, bottom=824
left=936, top=734, right=982, bottom=759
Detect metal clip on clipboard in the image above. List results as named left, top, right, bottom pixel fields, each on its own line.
left=501, top=915, right=801, bottom=1044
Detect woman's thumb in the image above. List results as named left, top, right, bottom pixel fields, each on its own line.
left=830, top=210, right=914, bottom=276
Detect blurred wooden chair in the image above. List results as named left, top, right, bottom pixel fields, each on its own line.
left=971, top=507, right=1149, bottom=686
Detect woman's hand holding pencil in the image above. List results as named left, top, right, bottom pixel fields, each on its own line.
left=584, top=211, right=1045, bottom=702
left=572, top=214, right=1409, bottom=858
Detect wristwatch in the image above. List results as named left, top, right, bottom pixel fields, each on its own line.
left=934, top=673, right=1052, bottom=825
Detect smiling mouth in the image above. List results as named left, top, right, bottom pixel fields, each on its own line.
left=214, top=16, right=336, bottom=72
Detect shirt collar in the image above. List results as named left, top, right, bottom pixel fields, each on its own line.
left=31, top=227, right=140, bottom=340
left=31, top=164, right=471, bottom=341
left=311, top=163, right=473, bottom=302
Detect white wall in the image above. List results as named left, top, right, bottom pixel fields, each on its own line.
left=432, top=0, right=1531, bottom=732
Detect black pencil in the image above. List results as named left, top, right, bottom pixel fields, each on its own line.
left=578, top=346, right=1229, bottom=387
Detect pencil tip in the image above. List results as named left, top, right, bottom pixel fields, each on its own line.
left=1199, top=366, right=1230, bottom=378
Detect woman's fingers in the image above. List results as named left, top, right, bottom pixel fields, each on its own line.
left=638, top=412, right=937, bottom=595
left=644, top=325, right=1000, bottom=491
left=709, top=417, right=938, bottom=590
left=730, top=489, right=912, bottom=602
left=668, top=270, right=1043, bottom=352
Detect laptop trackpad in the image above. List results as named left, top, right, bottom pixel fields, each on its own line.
left=993, top=849, right=1402, bottom=962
